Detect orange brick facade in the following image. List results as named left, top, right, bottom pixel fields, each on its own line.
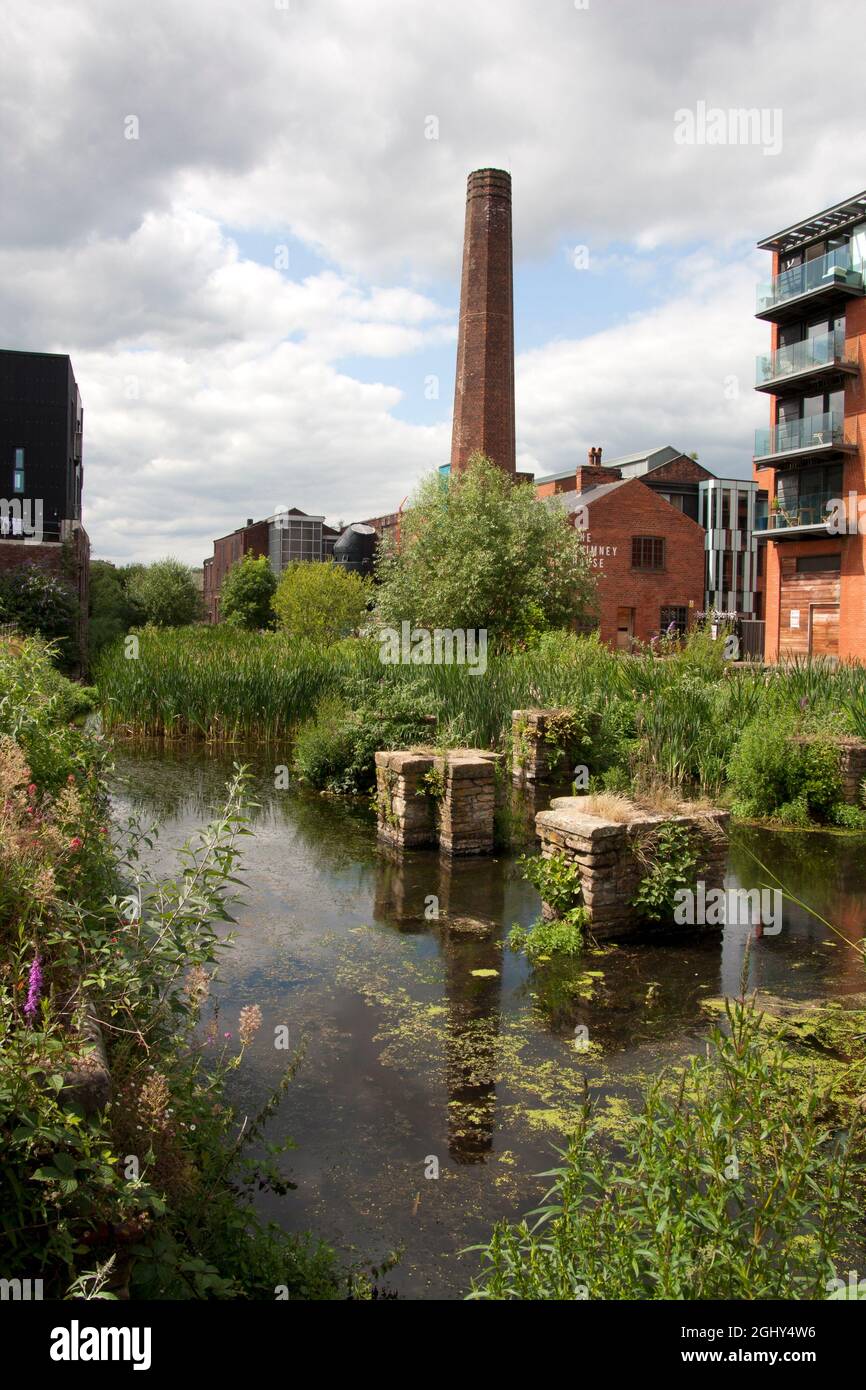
left=757, top=239, right=866, bottom=662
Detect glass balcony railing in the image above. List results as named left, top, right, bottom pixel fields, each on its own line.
left=757, top=247, right=863, bottom=314
left=755, top=328, right=853, bottom=386
left=766, top=491, right=839, bottom=531
left=754, top=410, right=847, bottom=459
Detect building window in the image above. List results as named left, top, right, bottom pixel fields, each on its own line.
left=12, top=447, right=24, bottom=493
left=660, top=605, right=688, bottom=635
left=795, top=553, right=841, bottom=574
left=632, top=536, right=665, bottom=571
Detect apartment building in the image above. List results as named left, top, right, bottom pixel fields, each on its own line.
left=754, top=191, right=866, bottom=661
left=0, top=349, right=89, bottom=662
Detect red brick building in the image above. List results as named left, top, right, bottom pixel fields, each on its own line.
left=203, top=517, right=269, bottom=624
left=547, top=457, right=706, bottom=649
left=754, top=190, right=866, bottom=661
left=203, top=510, right=340, bottom=623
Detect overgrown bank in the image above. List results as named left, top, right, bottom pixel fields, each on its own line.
left=0, top=636, right=346, bottom=1299
left=469, top=993, right=866, bottom=1300
left=95, top=626, right=866, bottom=828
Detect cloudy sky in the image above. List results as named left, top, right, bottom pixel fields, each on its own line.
left=3, top=0, right=866, bottom=564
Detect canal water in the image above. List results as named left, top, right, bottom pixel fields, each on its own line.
left=110, top=746, right=866, bottom=1299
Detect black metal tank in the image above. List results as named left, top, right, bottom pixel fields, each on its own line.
left=333, top=523, right=377, bottom=576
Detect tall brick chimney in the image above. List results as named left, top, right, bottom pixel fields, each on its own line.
left=449, top=168, right=516, bottom=475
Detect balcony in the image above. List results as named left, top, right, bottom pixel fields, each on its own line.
left=756, top=247, right=864, bottom=324
left=755, top=328, right=858, bottom=395
left=754, top=410, right=856, bottom=466
left=756, top=491, right=841, bottom=540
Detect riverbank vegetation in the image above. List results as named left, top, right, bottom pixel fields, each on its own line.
left=95, top=625, right=866, bottom=825
left=469, top=993, right=865, bottom=1300
left=0, top=635, right=346, bottom=1299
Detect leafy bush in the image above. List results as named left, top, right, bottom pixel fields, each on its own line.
left=375, top=453, right=597, bottom=647
left=518, top=851, right=583, bottom=918
left=89, top=561, right=145, bottom=656
left=508, top=911, right=587, bottom=962
left=294, top=697, right=359, bottom=789
left=273, top=561, right=370, bottom=642
left=295, top=678, right=438, bottom=794
left=126, top=557, right=202, bottom=628
left=219, top=553, right=276, bottom=631
left=631, top=821, right=701, bottom=922
left=0, top=565, right=79, bottom=666
left=0, top=635, right=104, bottom=792
left=468, top=996, right=861, bottom=1300
left=507, top=853, right=588, bottom=960
left=830, top=801, right=866, bottom=830
left=729, top=719, right=843, bottom=825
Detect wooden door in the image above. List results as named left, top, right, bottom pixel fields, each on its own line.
left=616, top=607, right=633, bottom=651
left=809, top=603, right=839, bottom=657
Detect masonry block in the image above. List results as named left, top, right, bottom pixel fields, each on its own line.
left=535, top=796, right=729, bottom=939
left=512, top=708, right=582, bottom=784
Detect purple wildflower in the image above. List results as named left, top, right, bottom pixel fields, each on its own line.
left=24, top=953, right=43, bottom=1024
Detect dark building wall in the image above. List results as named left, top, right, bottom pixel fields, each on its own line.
left=0, top=350, right=82, bottom=536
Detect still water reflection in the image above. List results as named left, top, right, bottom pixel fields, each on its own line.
left=111, top=746, right=866, bottom=1299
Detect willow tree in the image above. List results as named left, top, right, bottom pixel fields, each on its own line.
left=375, top=453, right=597, bottom=646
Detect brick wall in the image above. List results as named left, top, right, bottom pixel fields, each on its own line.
left=449, top=169, right=516, bottom=475
left=645, top=454, right=712, bottom=484
left=576, top=479, right=705, bottom=647
left=757, top=257, right=866, bottom=662
left=0, top=525, right=90, bottom=672
left=205, top=519, right=269, bottom=623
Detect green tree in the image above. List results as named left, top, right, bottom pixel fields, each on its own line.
left=219, top=553, right=277, bottom=630
left=375, top=453, right=597, bottom=645
left=0, top=564, right=79, bottom=666
left=88, top=560, right=143, bottom=654
left=127, top=557, right=201, bottom=628
left=272, top=561, right=370, bottom=641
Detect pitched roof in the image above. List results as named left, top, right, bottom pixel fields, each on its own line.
left=546, top=479, right=630, bottom=510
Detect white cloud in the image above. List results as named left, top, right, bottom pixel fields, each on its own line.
left=517, top=259, right=767, bottom=481
left=1, top=0, right=862, bottom=562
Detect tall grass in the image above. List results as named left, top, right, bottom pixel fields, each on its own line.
left=95, top=627, right=379, bottom=741
left=95, top=628, right=866, bottom=789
